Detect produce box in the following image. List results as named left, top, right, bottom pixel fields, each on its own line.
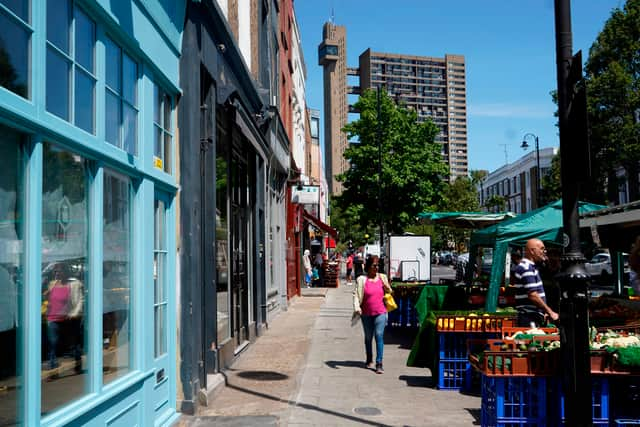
left=469, top=337, right=560, bottom=377
left=436, top=313, right=515, bottom=333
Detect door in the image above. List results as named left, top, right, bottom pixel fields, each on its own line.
left=231, top=152, right=249, bottom=350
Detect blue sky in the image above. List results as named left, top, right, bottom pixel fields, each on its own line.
left=294, top=0, right=625, bottom=173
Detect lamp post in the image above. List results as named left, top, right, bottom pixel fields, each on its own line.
left=521, top=133, right=541, bottom=208
left=377, top=86, right=384, bottom=268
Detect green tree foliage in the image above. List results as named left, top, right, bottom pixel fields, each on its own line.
left=585, top=0, right=640, bottom=203
left=485, top=195, right=506, bottom=212
left=335, top=89, right=448, bottom=235
left=541, top=148, right=562, bottom=203
left=439, top=176, right=481, bottom=212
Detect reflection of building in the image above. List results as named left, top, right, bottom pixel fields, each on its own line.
left=0, top=1, right=181, bottom=425
left=478, top=147, right=557, bottom=213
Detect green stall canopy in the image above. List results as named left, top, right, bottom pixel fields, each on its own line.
left=418, top=211, right=516, bottom=229
left=469, top=199, right=605, bottom=312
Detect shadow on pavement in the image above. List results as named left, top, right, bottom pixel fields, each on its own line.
left=465, top=407, right=481, bottom=425
left=224, top=382, right=395, bottom=427
left=383, top=328, right=419, bottom=350
left=235, top=370, right=289, bottom=381
left=325, top=360, right=368, bottom=370
left=398, top=374, right=434, bottom=388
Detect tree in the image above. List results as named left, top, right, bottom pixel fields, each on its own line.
left=484, top=195, right=506, bottom=212
left=335, top=89, right=448, bottom=235
left=433, top=176, right=481, bottom=251
left=541, top=149, right=562, bottom=203
left=585, top=0, right=640, bottom=203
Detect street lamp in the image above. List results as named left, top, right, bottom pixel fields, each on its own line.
left=521, top=133, right=541, bottom=208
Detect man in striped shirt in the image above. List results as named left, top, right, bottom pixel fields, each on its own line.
left=514, top=238, right=559, bottom=327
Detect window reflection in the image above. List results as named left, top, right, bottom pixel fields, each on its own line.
left=41, top=143, right=89, bottom=416
left=216, top=122, right=230, bottom=342
left=0, top=126, right=23, bottom=426
left=154, top=199, right=167, bottom=357
left=0, top=6, right=30, bottom=98
left=103, top=172, right=131, bottom=382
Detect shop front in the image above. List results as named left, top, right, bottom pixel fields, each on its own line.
left=0, top=1, right=183, bottom=425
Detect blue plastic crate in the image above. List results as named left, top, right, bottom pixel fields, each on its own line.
left=438, top=332, right=470, bottom=360
left=481, top=375, right=547, bottom=426
left=615, top=420, right=640, bottom=425
left=551, top=377, right=609, bottom=425
left=438, top=359, right=472, bottom=390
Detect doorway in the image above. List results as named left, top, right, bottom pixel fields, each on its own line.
left=231, top=151, right=249, bottom=351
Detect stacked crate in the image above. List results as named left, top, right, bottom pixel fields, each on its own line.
left=387, top=285, right=424, bottom=329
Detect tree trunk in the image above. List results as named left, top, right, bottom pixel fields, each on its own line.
left=626, top=162, right=639, bottom=202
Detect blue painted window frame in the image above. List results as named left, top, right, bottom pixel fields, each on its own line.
left=0, top=0, right=33, bottom=99
left=152, top=84, right=173, bottom=174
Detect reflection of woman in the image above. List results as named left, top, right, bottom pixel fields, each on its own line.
left=353, top=255, right=392, bottom=374
left=45, top=266, right=71, bottom=370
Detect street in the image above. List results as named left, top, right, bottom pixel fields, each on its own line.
left=178, top=268, right=480, bottom=427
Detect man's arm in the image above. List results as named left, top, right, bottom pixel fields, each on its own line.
left=527, top=291, right=559, bottom=321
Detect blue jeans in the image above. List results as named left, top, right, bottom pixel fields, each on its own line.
left=47, top=321, right=62, bottom=369
left=361, top=313, right=387, bottom=364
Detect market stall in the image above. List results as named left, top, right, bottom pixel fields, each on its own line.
left=469, top=200, right=605, bottom=312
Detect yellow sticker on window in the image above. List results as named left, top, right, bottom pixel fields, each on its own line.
left=154, top=157, right=163, bottom=169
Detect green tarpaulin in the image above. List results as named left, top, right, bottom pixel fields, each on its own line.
left=469, top=199, right=605, bottom=311
left=418, top=211, right=516, bottom=229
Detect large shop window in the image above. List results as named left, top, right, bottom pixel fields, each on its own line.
left=46, top=0, right=96, bottom=133
left=105, top=37, right=138, bottom=155
left=153, top=198, right=167, bottom=357
left=153, top=84, right=173, bottom=173
left=0, top=0, right=31, bottom=98
left=0, top=127, right=24, bottom=426
left=216, top=122, right=230, bottom=342
left=103, top=171, right=132, bottom=382
left=41, top=143, right=90, bottom=415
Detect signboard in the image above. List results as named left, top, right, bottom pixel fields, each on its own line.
left=292, top=185, right=320, bottom=205
left=388, top=235, right=431, bottom=282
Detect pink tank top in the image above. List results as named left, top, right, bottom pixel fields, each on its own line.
left=361, top=275, right=387, bottom=316
left=47, top=283, right=70, bottom=322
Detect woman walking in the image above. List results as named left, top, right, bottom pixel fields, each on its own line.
left=353, top=255, right=392, bottom=374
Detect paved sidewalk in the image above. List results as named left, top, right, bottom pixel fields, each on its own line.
left=180, top=283, right=481, bottom=426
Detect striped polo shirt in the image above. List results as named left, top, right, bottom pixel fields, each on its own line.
left=514, top=258, right=546, bottom=313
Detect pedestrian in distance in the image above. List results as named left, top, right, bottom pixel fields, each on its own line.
left=303, top=249, right=312, bottom=288
left=346, top=253, right=354, bottom=285
left=352, top=255, right=392, bottom=374
left=513, top=238, right=559, bottom=327
left=353, top=251, right=364, bottom=278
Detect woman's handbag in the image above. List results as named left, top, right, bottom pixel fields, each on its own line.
left=383, top=292, right=398, bottom=312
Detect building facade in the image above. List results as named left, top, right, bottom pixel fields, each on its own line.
left=318, top=22, right=348, bottom=194
left=319, top=22, right=469, bottom=193
left=478, top=147, right=557, bottom=214
left=178, top=0, right=290, bottom=413
left=359, top=49, right=468, bottom=180
left=0, top=0, right=183, bottom=425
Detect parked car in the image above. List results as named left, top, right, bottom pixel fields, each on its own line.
left=585, top=252, right=629, bottom=278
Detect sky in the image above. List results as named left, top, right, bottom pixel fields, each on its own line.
left=293, top=0, right=625, bottom=174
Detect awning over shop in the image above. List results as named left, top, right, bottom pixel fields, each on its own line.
left=303, top=210, right=337, bottom=238
left=418, top=211, right=516, bottom=229
left=469, top=199, right=605, bottom=312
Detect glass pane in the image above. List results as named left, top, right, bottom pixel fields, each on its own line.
left=41, top=143, right=89, bottom=415
left=1, top=0, right=29, bottom=22
left=154, top=199, right=165, bottom=250
left=105, top=91, right=120, bottom=147
left=0, top=11, right=30, bottom=98
left=154, top=305, right=165, bottom=357
left=46, top=48, right=70, bottom=121
left=154, top=254, right=164, bottom=304
left=0, top=126, right=23, bottom=426
left=216, top=140, right=230, bottom=342
left=122, top=103, right=136, bottom=156
left=163, top=94, right=171, bottom=130
left=153, top=84, right=161, bottom=124
left=74, top=7, right=94, bottom=72
left=163, top=132, right=172, bottom=174
left=46, top=0, right=69, bottom=53
left=154, top=125, right=162, bottom=159
left=103, top=172, right=131, bottom=383
left=104, top=37, right=120, bottom=93
left=122, top=53, right=136, bottom=106
left=74, top=69, right=94, bottom=134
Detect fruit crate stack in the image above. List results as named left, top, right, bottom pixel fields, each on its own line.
left=387, top=284, right=424, bottom=329
left=434, top=312, right=516, bottom=391
left=322, top=262, right=339, bottom=287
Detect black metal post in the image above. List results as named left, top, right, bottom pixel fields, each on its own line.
left=553, top=0, right=592, bottom=425
left=377, top=87, right=384, bottom=263
left=534, top=136, right=541, bottom=207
